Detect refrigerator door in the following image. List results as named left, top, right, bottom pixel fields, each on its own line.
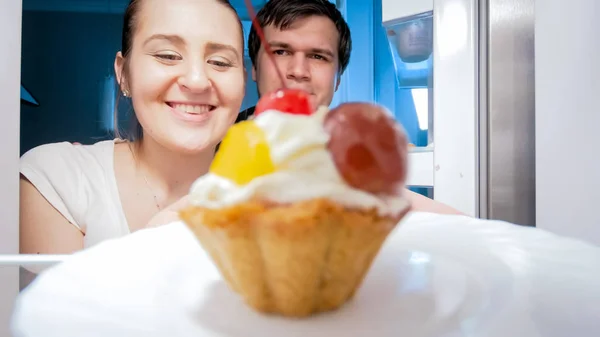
left=482, top=0, right=535, bottom=226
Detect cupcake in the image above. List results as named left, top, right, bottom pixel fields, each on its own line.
left=179, top=89, right=411, bottom=317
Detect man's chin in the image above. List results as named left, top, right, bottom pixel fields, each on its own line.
left=309, top=95, right=322, bottom=111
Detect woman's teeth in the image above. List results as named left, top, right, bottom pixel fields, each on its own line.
left=171, top=104, right=213, bottom=114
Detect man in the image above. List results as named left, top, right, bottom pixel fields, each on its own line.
left=237, top=0, right=349, bottom=121
left=238, top=0, right=463, bottom=215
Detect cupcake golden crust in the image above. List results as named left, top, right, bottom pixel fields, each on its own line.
left=180, top=198, right=409, bottom=317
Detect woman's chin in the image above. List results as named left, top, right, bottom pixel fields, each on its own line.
left=171, top=137, right=220, bottom=156
left=145, top=121, right=228, bottom=156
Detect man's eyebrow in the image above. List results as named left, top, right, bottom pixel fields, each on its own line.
left=309, top=48, right=335, bottom=58
left=268, top=41, right=291, bottom=50
left=143, top=34, right=185, bottom=47
left=206, top=42, right=241, bottom=58
left=268, top=41, right=335, bottom=58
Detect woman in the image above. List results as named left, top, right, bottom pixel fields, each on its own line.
left=19, top=0, right=246, bottom=254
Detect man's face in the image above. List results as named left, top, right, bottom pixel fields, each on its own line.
left=252, top=15, right=340, bottom=109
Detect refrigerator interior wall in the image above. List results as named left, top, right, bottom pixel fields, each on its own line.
left=377, top=0, right=435, bottom=198
left=378, top=12, right=435, bottom=198
left=377, top=0, right=479, bottom=214
left=383, top=13, right=434, bottom=149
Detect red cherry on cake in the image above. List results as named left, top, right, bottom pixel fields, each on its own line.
left=323, top=102, right=408, bottom=195
left=254, top=88, right=313, bottom=117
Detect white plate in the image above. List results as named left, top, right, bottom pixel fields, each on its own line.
left=11, top=212, right=600, bottom=337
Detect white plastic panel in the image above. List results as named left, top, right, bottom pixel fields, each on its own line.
left=432, top=0, right=478, bottom=216
left=0, top=0, right=22, bottom=334
left=536, top=0, right=600, bottom=245
left=407, top=151, right=434, bottom=187
left=382, top=0, right=433, bottom=24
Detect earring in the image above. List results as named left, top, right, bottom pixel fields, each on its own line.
left=122, top=90, right=130, bottom=97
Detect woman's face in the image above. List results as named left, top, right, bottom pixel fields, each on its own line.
left=116, top=0, right=245, bottom=153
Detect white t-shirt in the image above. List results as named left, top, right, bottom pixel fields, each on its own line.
left=20, top=140, right=130, bottom=248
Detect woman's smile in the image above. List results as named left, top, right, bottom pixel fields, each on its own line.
left=166, top=102, right=217, bottom=124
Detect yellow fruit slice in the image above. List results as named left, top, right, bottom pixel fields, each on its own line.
left=210, top=121, right=275, bottom=185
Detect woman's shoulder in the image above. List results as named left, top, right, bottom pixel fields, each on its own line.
left=19, top=139, right=122, bottom=232
left=21, top=139, right=117, bottom=173
left=22, top=139, right=115, bottom=161
left=20, top=139, right=120, bottom=198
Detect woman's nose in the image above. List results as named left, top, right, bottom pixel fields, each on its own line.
left=178, top=64, right=211, bottom=93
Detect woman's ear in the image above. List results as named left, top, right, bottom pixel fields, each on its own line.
left=114, top=51, right=129, bottom=95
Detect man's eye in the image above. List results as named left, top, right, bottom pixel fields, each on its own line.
left=310, top=54, right=328, bottom=61
left=273, top=49, right=289, bottom=56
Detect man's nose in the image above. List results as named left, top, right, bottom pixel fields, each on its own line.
left=286, top=54, right=310, bottom=81
left=178, top=63, right=211, bottom=93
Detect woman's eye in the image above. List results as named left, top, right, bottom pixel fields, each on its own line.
left=155, top=54, right=181, bottom=61
left=209, top=60, right=232, bottom=68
